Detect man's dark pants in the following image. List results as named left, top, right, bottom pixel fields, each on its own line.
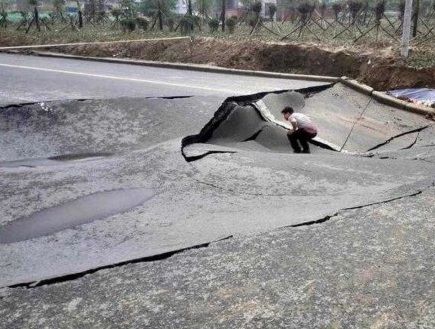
left=287, top=128, right=317, bottom=153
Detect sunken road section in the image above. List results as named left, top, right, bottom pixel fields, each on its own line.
left=0, top=83, right=434, bottom=290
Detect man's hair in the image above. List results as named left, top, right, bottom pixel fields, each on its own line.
left=281, top=106, right=294, bottom=115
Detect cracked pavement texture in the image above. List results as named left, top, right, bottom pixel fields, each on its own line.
left=0, top=82, right=434, bottom=327
left=1, top=187, right=434, bottom=329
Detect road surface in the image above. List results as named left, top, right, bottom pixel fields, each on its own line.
left=0, top=53, right=326, bottom=106
left=0, top=53, right=434, bottom=329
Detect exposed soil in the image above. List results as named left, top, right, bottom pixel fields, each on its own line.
left=14, top=37, right=435, bottom=91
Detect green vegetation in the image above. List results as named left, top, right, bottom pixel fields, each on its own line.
left=120, top=18, right=136, bottom=32
left=0, top=0, right=433, bottom=67
left=226, top=16, right=237, bottom=33
left=208, top=17, right=219, bottom=32
left=136, top=16, right=149, bottom=30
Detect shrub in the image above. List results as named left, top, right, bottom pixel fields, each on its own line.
left=120, top=18, right=136, bottom=32
left=268, top=3, right=277, bottom=20
left=226, top=16, right=237, bottom=33
left=167, top=17, right=175, bottom=31
left=0, top=10, right=7, bottom=28
left=348, top=0, right=363, bottom=22
left=297, top=2, right=314, bottom=15
left=248, top=13, right=261, bottom=27
left=192, top=15, right=201, bottom=28
left=208, top=17, right=219, bottom=32
left=374, top=1, right=385, bottom=22
left=135, top=16, right=148, bottom=30
left=252, top=1, right=262, bottom=15
left=297, top=2, right=314, bottom=22
left=180, top=15, right=194, bottom=34
left=111, top=8, right=122, bottom=21
left=319, top=1, right=327, bottom=17
left=332, top=3, right=342, bottom=20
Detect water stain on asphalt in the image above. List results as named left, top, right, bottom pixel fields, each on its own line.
left=0, top=152, right=114, bottom=168
left=0, top=188, right=154, bottom=244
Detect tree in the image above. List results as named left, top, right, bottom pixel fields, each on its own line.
left=139, top=0, right=176, bottom=31
left=76, top=0, right=83, bottom=28
left=249, top=1, right=262, bottom=34
left=26, top=0, right=40, bottom=32
left=185, top=0, right=194, bottom=31
left=332, top=2, right=343, bottom=21
left=157, top=0, right=163, bottom=30
left=412, top=0, right=419, bottom=37
left=348, top=0, right=363, bottom=25
left=240, top=0, right=254, bottom=8
left=0, top=0, right=9, bottom=28
left=374, top=0, right=385, bottom=40
left=0, top=8, right=7, bottom=28
left=220, top=0, right=226, bottom=31
left=196, top=0, right=213, bottom=22
left=120, top=0, right=136, bottom=19
left=111, top=7, right=122, bottom=25
left=87, top=0, right=97, bottom=21
left=268, top=3, right=277, bottom=21
left=226, top=15, right=237, bottom=32
left=208, top=17, right=219, bottom=32
left=97, top=0, right=105, bottom=22
left=52, top=0, right=66, bottom=22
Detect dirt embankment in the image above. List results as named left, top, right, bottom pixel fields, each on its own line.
left=49, top=37, right=435, bottom=91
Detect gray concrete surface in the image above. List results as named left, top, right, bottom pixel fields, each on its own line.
left=1, top=187, right=434, bottom=328
left=0, top=63, right=434, bottom=328
left=0, top=53, right=326, bottom=106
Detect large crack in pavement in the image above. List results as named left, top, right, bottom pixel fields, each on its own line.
left=1, top=85, right=434, bottom=291
left=290, top=189, right=426, bottom=228
left=181, top=84, right=338, bottom=162
left=6, top=185, right=433, bottom=290
left=367, top=125, right=431, bottom=152
left=0, top=98, right=90, bottom=110
left=7, top=235, right=234, bottom=289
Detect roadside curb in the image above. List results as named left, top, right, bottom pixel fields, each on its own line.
left=7, top=50, right=339, bottom=83
left=340, top=76, right=434, bottom=118
left=339, top=76, right=374, bottom=96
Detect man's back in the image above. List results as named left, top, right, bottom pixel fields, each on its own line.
left=290, top=113, right=316, bottom=131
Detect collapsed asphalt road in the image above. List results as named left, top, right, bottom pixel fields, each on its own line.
left=0, top=82, right=434, bottom=328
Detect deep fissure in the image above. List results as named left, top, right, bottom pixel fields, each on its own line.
left=290, top=189, right=427, bottom=228
left=180, top=84, right=334, bottom=163
left=6, top=187, right=432, bottom=290
left=367, top=125, right=431, bottom=152
left=6, top=235, right=234, bottom=289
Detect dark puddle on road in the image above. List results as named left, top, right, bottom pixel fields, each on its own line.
left=49, top=152, right=114, bottom=161
left=0, top=152, right=114, bottom=168
left=0, top=188, right=154, bottom=244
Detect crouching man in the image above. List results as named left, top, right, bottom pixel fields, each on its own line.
left=281, top=106, right=318, bottom=154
